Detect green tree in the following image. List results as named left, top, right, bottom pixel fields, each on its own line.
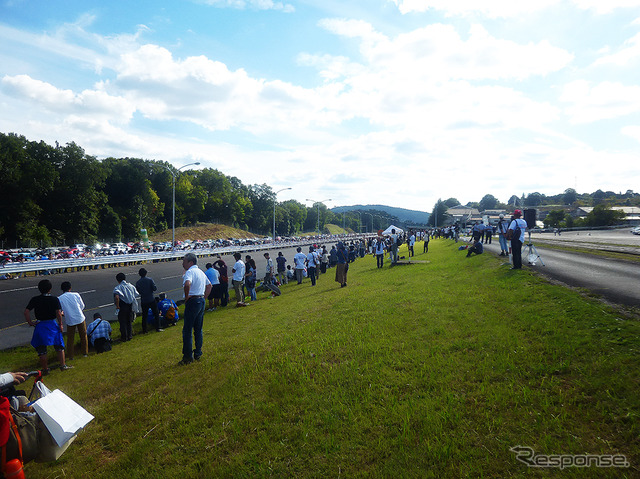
left=478, top=194, right=498, bottom=211
left=543, top=210, right=566, bottom=228
left=428, top=200, right=448, bottom=227
left=0, top=134, right=57, bottom=245
left=525, top=192, right=544, bottom=206
left=585, top=204, right=626, bottom=226
left=443, top=198, right=460, bottom=208
left=563, top=188, right=577, bottom=205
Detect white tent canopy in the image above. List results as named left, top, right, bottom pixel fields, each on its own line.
left=381, top=225, right=404, bottom=235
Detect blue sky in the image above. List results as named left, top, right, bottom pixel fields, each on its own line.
left=1, top=0, right=640, bottom=210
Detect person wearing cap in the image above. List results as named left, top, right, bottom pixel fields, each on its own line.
left=497, top=214, right=509, bottom=256
left=508, top=209, right=528, bottom=269
left=136, top=268, right=163, bottom=333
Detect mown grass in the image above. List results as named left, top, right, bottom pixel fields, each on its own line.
left=4, top=240, right=639, bottom=478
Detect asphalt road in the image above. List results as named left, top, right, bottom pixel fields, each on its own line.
left=0, top=245, right=310, bottom=350
left=481, top=229, right=640, bottom=307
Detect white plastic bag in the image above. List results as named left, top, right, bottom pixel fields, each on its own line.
left=32, top=389, right=94, bottom=447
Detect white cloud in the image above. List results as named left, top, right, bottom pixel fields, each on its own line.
left=1, top=74, right=135, bottom=121
left=570, top=0, right=640, bottom=14
left=390, top=0, right=640, bottom=17
left=593, top=32, right=640, bottom=66
left=622, top=124, right=640, bottom=142
left=388, top=0, right=559, bottom=18
left=197, top=0, right=294, bottom=12
left=560, top=80, right=640, bottom=123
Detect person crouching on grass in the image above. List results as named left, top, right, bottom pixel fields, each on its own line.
left=24, top=279, right=73, bottom=373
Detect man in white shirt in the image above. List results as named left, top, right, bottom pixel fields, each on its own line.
left=58, top=281, right=88, bottom=360
left=306, top=246, right=318, bottom=286
left=293, top=247, right=307, bottom=284
left=231, top=252, right=246, bottom=305
left=180, top=253, right=212, bottom=365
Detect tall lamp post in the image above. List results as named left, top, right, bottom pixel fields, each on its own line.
left=273, top=187, right=292, bottom=243
left=306, top=198, right=331, bottom=236
left=163, top=162, right=200, bottom=251
left=355, top=211, right=362, bottom=234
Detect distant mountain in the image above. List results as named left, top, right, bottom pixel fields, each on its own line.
left=332, top=205, right=430, bottom=225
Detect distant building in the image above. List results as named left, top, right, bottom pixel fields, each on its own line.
left=575, top=206, right=640, bottom=226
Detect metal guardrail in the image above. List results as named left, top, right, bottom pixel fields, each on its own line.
left=0, top=234, right=375, bottom=275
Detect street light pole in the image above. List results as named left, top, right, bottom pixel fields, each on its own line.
left=306, top=198, right=331, bottom=236
left=273, top=187, right=292, bottom=243
left=163, top=162, right=200, bottom=251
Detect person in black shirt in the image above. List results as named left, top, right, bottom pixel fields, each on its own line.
left=24, top=279, right=73, bottom=373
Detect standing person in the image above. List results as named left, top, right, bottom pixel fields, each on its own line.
left=293, top=247, right=307, bottom=284
left=212, top=255, right=229, bottom=307
left=205, top=263, right=221, bottom=311
left=497, top=214, right=509, bottom=256
left=508, top=209, right=528, bottom=270
left=472, top=221, right=483, bottom=243
left=484, top=222, right=493, bottom=244
left=113, top=272, right=139, bottom=342
left=24, top=279, right=72, bottom=372
left=306, top=246, right=318, bottom=286
left=87, top=312, right=112, bottom=354
left=375, top=236, right=385, bottom=268
left=180, top=253, right=212, bottom=365
left=276, top=252, right=288, bottom=285
left=320, top=246, right=329, bottom=274
left=58, top=281, right=88, bottom=360
left=390, top=229, right=399, bottom=264
left=231, top=252, right=246, bottom=305
left=329, top=245, right=338, bottom=268
left=408, top=232, right=416, bottom=257
left=335, top=242, right=348, bottom=288
left=136, top=268, right=163, bottom=333
left=263, top=252, right=274, bottom=285
left=245, top=256, right=257, bottom=302
left=423, top=232, right=430, bottom=253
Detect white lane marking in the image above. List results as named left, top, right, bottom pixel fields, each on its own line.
left=97, top=303, right=113, bottom=308
left=0, top=286, right=38, bottom=294
left=79, top=289, right=96, bottom=294
left=161, top=275, right=183, bottom=280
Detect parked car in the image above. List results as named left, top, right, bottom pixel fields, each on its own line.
left=631, top=226, right=640, bottom=235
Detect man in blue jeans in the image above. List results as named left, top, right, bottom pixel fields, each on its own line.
left=179, top=253, right=212, bottom=365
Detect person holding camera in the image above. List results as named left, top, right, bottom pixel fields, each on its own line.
left=507, top=209, right=528, bottom=269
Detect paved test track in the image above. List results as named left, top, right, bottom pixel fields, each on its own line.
left=0, top=245, right=306, bottom=350
left=480, top=232, right=640, bottom=308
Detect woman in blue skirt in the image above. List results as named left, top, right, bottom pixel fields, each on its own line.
left=24, top=279, right=73, bottom=374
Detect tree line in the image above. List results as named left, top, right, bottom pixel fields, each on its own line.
left=427, top=189, right=639, bottom=228
left=0, top=133, right=396, bottom=248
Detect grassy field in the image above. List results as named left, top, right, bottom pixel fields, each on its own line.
left=5, top=240, right=639, bottom=478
